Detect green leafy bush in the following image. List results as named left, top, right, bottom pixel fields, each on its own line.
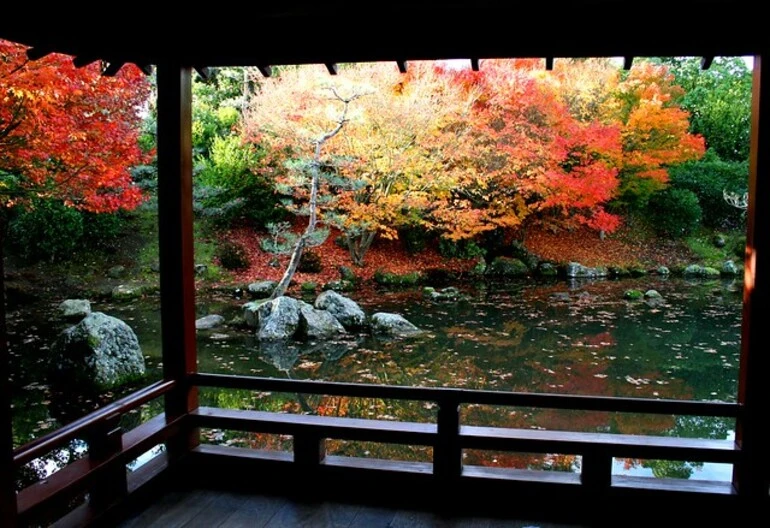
left=399, top=225, right=430, bottom=254
left=438, top=238, right=486, bottom=259
left=648, top=188, right=702, bottom=238
left=668, top=153, right=748, bottom=229
left=81, top=211, right=126, bottom=250
left=195, top=135, right=284, bottom=228
left=215, top=240, right=250, bottom=270
left=298, top=251, right=323, bottom=273
left=9, top=200, right=84, bottom=262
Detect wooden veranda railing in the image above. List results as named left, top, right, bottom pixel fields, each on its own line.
left=12, top=374, right=744, bottom=526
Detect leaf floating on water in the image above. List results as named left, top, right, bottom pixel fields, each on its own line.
left=594, top=374, right=608, bottom=379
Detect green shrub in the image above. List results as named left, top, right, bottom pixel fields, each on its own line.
left=215, top=240, right=249, bottom=270
left=298, top=251, right=323, bottom=273
left=374, top=270, right=424, bottom=287
left=398, top=225, right=430, bottom=254
left=648, top=188, right=702, bottom=238
left=194, top=135, right=284, bottom=228
left=9, top=200, right=84, bottom=262
left=81, top=211, right=126, bottom=250
left=668, top=154, right=748, bottom=229
left=438, top=238, right=486, bottom=259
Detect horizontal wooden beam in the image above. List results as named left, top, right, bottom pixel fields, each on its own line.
left=192, top=373, right=741, bottom=417
left=397, top=60, right=408, bottom=73
left=460, top=426, right=740, bottom=463
left=135, top=64, right=154, bottom=75
left=72, top=55, right=99, bottom=68
left=25, top=47, right=52, bottom=61
left=545, top=57, right=554, bottom=71
left=257, top=65, right=273, bottom=77
left=325, top=62, right=339, bottom=75
left=194, top=66, right=211, bottom=80
left=701, top=56, right=715, bottom=70
left=624, top=56, right=634, bottom=70
left=191, top=407, right=436, bottom=445
left=102, top=61, right=125, bottom=77
left=471, top=58, right=480, bottom=71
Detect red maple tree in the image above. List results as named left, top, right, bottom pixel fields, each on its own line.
left=1, top=39, right=149, bottom=216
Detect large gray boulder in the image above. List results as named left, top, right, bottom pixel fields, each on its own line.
left=297, top=302, right=346, bottom=340
left=195, top=314, right=225, bottom=330
left=247, top=281, right=278, bottom=299
left=50, top=312, right=145, bottom=391
left=58, top=299, right=91, bottom=321
left=242, top=300, right=269, bottom=328
left=370, top=312, right=421, bottom=337
left=565, top=262, right=608, bottom=279
left=314, top=291, right=366, bottom=329
left=257, top=296, right=301, bottom=340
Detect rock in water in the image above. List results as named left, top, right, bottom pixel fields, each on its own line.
left=721, top=260, right=738, bottom=276
left=58, top=299, right=91, bottom=321
left=314, top=291, right=366, bottom=329
left=247, top=281, right=278, bottom=299
left=370, top=312, right=421, bottom=337
left=257, top=297, right=301, bottom=340
left=297, top=302, right=346, bottom=340
left=195, top=314, right=225, bottom=330
left=51, top=312, right=145, bottom=391
left=242, top=300, right=269, bottom=328
left=565, top=262, right=609, bottom=279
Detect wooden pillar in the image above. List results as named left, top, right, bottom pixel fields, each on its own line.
left=156, top=63, right=199, bottom=455
left=735, top=54, right=770, bottom=501
left=0, top=239, right=18, bottom=526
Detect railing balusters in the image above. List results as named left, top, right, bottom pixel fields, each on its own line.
left=435, top=395, right=462, bottom=480
left=87, top=412, right=127, bottom=509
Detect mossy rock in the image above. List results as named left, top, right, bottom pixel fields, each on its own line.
left=300, top=282, right=318, bottom=293
left=608, top=266, right=631, bottom=278
left=111, top=283, right=154, bottom=302
left=322, top=280, right=356, bottom=292
left=373, top=270, right=425, bottom=287
left=628, top=267, right=648, bottom=277
left=624, top=289, right=644, bottom=301
left=702, top=267, right=721, bottom=278
left=339, top=266, right=358, bottom=282
left=487, top=257, right=529, bottom=277
left=538, top=262, right=558, bottom=277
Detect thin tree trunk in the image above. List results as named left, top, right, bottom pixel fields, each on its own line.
left=270, top=90, right=358, bottom=299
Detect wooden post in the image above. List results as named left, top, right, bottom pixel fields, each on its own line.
left=435, top=397, right=462, bottom=481
left=87, top=413, right=127, bottom=509
left=0, top=233, right=18, bottom=526
left=581, top=451, right=612, bottom=491
left=156, top=63, right=199, bottom=457
left=734, top=54, right=770, bottom=500
left=294, top=435, right=326, bottom=467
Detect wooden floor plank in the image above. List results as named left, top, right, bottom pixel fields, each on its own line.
left=141, top=489, right=218, bottom=528
left=119, top=490, right=189, bottom=528
left=217, top=493, right=289, bottom=528
left=348, top=505, right=397, bottom=528
left=263, top=500, right=360, bottom=528
left=181, top=491, right=250, bottom=527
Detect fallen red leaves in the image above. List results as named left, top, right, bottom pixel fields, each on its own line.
left=222, top=225, right=475, bottom=291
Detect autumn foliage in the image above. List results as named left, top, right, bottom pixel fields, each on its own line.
left=0, top=39, right=150, bottom=213
left=243, top=59, right=703, bottom=266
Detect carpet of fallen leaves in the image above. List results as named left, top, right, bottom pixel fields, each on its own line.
left=216, top=220, right=696, bottom=292
left=524, top=225, right=695, bottom=268
left=224, top=225, right=476, bottom=291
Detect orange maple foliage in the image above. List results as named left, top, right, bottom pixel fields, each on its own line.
left=1, top=39, right=150, bottom=213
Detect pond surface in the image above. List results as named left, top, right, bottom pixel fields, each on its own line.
left=9, top=276, right=743, bottom=483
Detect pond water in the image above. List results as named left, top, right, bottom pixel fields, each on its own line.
left=9, top=276, right=743, bottom=483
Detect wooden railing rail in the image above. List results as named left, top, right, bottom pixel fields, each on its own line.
left=193, top=373, right=741, bottom=417
left=13, top=379, right=176, bottom=468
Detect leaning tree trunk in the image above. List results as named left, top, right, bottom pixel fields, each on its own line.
left=270, top=91, right=357, bottom=299
left=346, top=230, right=376, bottom=267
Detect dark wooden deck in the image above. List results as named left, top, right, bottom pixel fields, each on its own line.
left=118, top=489, right=586, bottom=528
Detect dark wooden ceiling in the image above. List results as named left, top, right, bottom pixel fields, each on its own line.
left=0, top=1, right=764, bottom=68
